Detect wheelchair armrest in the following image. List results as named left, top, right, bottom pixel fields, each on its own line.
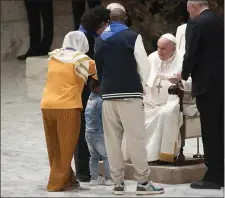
left=168, top=84, right=184, bottom=112
left=168, top=85, right=184, bottom=99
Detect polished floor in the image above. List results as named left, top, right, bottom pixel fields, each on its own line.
left=1, top=59, right=223, bottom=197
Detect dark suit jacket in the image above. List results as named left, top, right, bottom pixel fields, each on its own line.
left=181, top=9, right=224, bottom=98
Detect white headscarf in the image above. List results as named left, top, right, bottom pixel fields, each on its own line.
left=160, top=33, right=176, bottom=44
left=49, top=31, right=92, bottom=82
left=106, top=3, right=126, bottom=12
left=49, top=31, right=89, bottom=61
left=62, top=31, right=89, bottom=53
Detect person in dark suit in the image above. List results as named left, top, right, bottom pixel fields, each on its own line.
left=74, top=6, right=110, bottom=182
left=71, top=0, right=101, bottom=30
left=177, top=0, right=224, bottom=189
left=17, top=0, right=54, bottom=60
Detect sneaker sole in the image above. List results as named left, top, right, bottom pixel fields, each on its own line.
left=113, top=191, right=124, bottom=195
left=136, top=190, right=165, bottom=195
left=90, top=183, right=104, bottom=186
left=105, top=183, right=114, bottom=186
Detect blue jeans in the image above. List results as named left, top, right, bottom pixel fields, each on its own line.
left=85, top=92, right=111, bottom=180
left=85, top=92, right=103, bottom=132
left=85, top=132, right=111, bottom=180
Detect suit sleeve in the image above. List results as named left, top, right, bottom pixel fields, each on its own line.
left=181, top=21, right=201, bottom=80
left=94, top=41, right=104, bottom=84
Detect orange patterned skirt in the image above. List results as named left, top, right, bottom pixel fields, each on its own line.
left=41, top=108, right=81, bottom=191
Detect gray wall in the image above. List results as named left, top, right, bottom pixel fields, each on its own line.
left=1, top=0, right=75, bottom=60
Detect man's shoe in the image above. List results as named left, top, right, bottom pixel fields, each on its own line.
left=17, top=53, right=31, bottom=60
left=190, top=181, right=222, bottom=189
left=17, top=51, right=48, bottom=60
left=113, top=182, right=125, bottom=195
left=136, top=181, right=165, bottom=195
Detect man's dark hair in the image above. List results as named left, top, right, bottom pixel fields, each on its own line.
left=81, top=6, right=110, bottom=32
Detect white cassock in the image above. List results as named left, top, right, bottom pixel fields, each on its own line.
left=121, top=49, right=197, bottom=162
left=176, top=24, right=187, bottom=55
left=145, top=50, right=184, bottom=162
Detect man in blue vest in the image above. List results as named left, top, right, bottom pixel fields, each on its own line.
left=95, top=8, right=165, bottom=195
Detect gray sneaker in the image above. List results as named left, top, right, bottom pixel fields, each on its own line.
left=136, top=181, right=164, bottom=195
left=113, top=182, right=125, bottom=195
left=90, top=176, right=104, bottom=186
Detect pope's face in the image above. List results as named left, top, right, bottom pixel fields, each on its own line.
left=157, top=38, right=175, bottom=61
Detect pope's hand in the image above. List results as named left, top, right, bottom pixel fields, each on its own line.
left=168, top=73, right=182, bottom=84
left=168, top=77, right=180, bottom=84
left=176, top=73, right=182, bottom=81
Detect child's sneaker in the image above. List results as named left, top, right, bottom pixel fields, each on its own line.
left=90, top=176, right=104, bottom=186
left=113, top=182, right=125, bottom=195
left=136, top=181, right=164, bottom=195
left=104, top=178, right=113, bottom=186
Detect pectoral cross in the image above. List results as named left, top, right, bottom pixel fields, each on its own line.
left=156, top=81, right=163, bottom=94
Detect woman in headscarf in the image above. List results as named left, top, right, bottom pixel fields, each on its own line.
left=40, top=31, right=97, bottom=192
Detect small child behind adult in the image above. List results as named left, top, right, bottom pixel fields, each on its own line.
left=85, top=77, right=113, bottom=186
